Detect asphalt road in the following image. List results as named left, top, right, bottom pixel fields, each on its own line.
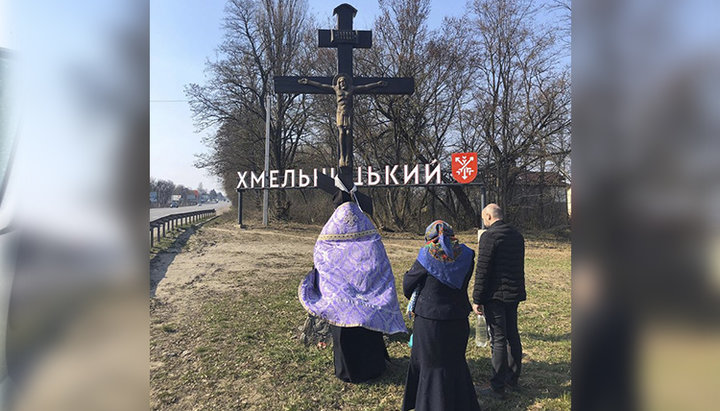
left=149, top=201, right=231, bottom=221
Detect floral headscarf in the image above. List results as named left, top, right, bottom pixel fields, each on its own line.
left=423, top=220, right=463, bottom=262
left=416, top=220, right=474, bottom=290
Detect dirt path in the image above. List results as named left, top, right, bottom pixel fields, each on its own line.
left=153, top=224, right=315, bottom=303
left=150, top=220, right=424, bottom=314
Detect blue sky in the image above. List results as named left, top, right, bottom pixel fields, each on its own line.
left=1, top=0, right=566, bottom=195
left=2, top=0, right=564, bottom=195
left=150, top=0, right=228, bottom=192
left=0, top=0, right=563, bottom=196
left=150, top=0, right=476, bottom=193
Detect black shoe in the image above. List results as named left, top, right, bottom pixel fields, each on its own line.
left=479, top=387, right=506, bottom=400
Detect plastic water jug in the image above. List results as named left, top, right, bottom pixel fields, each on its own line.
left=475, top=314, right=488, bottom=347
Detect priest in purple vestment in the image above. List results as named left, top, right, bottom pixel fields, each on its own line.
left=299, top=191, right=406, bottom=382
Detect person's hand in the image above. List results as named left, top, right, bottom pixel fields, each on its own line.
left=298, top=78, right=308, bottom=85
left=472, top=303, right=483, bottom=316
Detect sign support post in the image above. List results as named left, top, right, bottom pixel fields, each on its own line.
left=263, top=94, right=270, bottom=226
left=238, top=189, right=243, bottom=227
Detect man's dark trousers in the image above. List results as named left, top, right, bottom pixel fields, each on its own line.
left=484, top=300, right=522, bottom=392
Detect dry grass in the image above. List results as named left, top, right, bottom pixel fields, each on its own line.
left=150, top=214, right=570, bottom=410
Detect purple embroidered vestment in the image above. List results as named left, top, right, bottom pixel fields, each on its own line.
left=298, top=202, right=406, bottom=334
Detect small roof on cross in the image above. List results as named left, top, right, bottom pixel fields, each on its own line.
left=333, top=4, right=357, bottom=17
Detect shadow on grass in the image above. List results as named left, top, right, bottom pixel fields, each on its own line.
left=526, top=332, right=571, bottom=342
left=468, top=357, right=571, bottom=410
left=149, top=226, right=195, bottom=296
left=364, top=355, right=410, bottom=387
left=363, top=353, right=570, bottom=409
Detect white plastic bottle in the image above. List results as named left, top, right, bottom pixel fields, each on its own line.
left=475, top=314, right=488, bottom=347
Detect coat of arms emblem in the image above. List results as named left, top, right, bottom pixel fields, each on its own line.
left=451, top=152, right=477, bottom=184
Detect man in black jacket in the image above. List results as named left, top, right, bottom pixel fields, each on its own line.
left=472, top=204, right=526, bottom=398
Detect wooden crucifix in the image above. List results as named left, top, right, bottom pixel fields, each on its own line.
left=274, top=3, right=414, bottom=180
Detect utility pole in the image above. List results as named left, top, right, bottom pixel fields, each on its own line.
left=263, top=93, right=270, bottom=226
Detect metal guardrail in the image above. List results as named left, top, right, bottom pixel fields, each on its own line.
left=149, top=209, right=216, bottom=248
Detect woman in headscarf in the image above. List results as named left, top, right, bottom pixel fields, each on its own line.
left=298, top=192, right=406, bottom=383
left=402, top=220, right=481, bottom=411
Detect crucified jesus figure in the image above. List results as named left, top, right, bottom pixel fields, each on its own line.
left=299, top=74, right=386, bottom=169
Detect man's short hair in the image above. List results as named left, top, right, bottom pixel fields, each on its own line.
left=485, top=204, right=504, bottom=220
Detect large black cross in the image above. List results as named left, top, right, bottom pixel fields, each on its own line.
left=274, top=3, right=414, bottom=180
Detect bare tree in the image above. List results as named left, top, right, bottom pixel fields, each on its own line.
left=548, top=0, right=571, bottom=52
left=184, top=0, right=570, bottom=227
left=186, top=0, right=315, bottom=218
left=347, top=0, right=477, bottom=230
left=462, top=0, right=571, bottom=212
left=150, top=178, right=176, bottom=206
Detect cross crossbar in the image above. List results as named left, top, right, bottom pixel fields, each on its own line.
left=318, top=30, right=372, bottom=48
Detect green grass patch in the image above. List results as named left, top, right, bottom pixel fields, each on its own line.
left=149, top=223, right=194, bottom=257
left=150, top=214, right=220, bottom=258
